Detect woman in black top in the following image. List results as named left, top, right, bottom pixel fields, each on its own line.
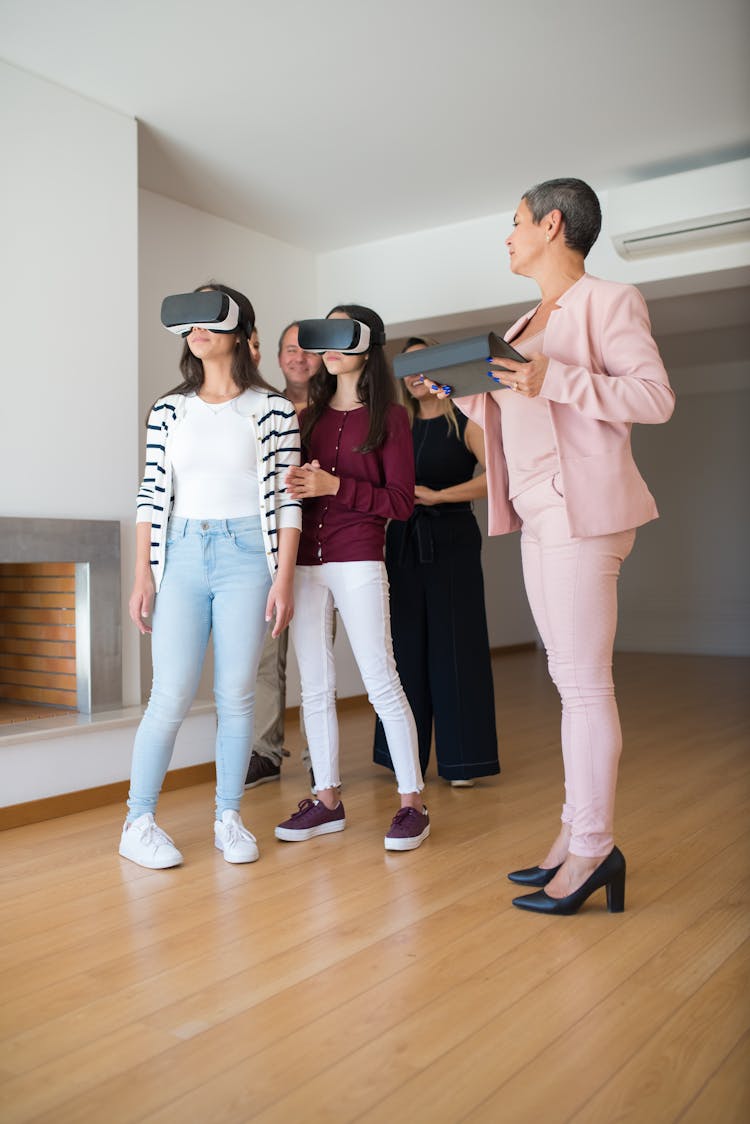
left=374, top=338, right=500, bottom=786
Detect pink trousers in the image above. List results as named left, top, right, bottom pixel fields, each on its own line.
left=513, top=475, right=635, bottom=858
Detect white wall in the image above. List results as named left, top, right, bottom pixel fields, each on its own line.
left=0, top=61, right=141, bottom=704
left=138, top=189, right=318, bottom=407
left=620, top=355, right=750, bottom=655
left=0, top=710, right=217, bottom=806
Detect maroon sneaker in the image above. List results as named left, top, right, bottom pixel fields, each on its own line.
left=275, top=798, right=346, bottom=842
left=384, top=806, right=430, bottom=851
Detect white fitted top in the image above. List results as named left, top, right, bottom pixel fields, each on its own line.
left=170, top=395, right=260, bottom=518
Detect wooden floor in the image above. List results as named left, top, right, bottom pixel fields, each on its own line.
left=1, top=650, right=748, bottom=1123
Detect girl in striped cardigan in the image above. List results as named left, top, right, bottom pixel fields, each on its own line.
left=120, top=283, right=301, bottom=870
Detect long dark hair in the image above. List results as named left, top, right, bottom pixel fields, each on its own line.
left=164, top=281, right=274, bottom=397
left=301, top=304, right=396, bottom=453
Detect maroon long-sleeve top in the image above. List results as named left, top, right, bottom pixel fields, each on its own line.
left=297, top=404, right=415, bottom=565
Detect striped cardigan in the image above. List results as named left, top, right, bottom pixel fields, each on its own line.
left=136, top=389, right=302, bottom=591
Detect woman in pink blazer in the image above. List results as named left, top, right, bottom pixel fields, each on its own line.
left=433, top=178, right=674, bottom=915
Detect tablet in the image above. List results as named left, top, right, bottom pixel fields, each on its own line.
left=393, top=331, right=528, bottom=396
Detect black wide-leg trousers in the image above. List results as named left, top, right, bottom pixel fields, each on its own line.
left=374, top=509, right=500, bottom=780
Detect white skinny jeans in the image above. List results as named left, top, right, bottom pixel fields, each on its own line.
left=291, top=561, right=424, bottom=795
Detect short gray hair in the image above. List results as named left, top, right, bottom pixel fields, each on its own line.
left=523, top=178, right=602, bottom=257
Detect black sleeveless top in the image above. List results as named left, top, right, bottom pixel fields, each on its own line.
left=412, top=409, right=477, bottom=493
left=387, top=408, right=478, bottom=565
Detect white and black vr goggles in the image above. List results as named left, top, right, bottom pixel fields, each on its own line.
left=160, top=291, right=251, bottom=337
left=298, top=318, right=385, bottom=355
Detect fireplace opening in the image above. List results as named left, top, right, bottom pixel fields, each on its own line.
left=0, top=516, right=122, bottom=726
left=0, top=562, right=79, bottom=723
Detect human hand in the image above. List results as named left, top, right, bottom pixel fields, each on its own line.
left=285, top=460, right=340, bottom=498
left=487, top=352, right=548, bottom=397
left=414, top=485, right=441, bottom=506
left=266, top=575, right=294, bottom=637
left=128, top=573, right=155, bottom=635
left=417, top=375, right=454, bottom=400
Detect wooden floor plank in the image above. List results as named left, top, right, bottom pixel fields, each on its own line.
left=571, top=941, right=750, bottom=1123
left=677, top=1029, right=750, bottom=1124
left=0, top=1024, right=180, bottom=1124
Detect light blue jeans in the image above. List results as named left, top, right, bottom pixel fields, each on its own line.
left=127, top=516, right=272, bottom=823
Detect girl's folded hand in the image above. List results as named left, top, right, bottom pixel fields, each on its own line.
left=286, top=460, right=339, bottom=498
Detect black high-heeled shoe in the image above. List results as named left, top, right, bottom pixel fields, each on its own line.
left=511, top=847, right=626, bottom=915
left=507, top=864, right=561, bottom=887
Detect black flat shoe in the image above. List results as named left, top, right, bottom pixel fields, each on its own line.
left=507, top=864, right=561, bottom=887
left=512, top=847, right=626, bottom=915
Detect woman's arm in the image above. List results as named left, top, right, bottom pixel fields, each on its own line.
left=264, top=398, right=302, bottom=636
left=128, top=521, right=155, bottom=635
left=338, top=406, right=415, bottom=520
left=130, top=400, right=169, bottom=635
left=267, top=396, right=302, bottom=519
left=136, top=399, right=175, bottom=516
left=491, top=286, right=674, bottom=424
left=414, top=419, right=488, bottom=505
left=265, top=526, right=300, bottom=637
left=542, top=286, right=674, bottom=422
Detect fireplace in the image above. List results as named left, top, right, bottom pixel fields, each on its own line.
left=0, top=518, right=122, bottom=716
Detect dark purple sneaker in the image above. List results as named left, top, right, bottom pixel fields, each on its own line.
left=275, top=798, right=346, bottom=842
left=384, top=806, right=430, bottom=851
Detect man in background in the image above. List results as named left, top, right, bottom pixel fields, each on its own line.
left=245, top=323, right=322, bottom=787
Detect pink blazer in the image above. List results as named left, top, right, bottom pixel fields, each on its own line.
left=455, top=273, right=675, bottom=539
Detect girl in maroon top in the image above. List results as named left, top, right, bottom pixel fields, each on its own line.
left=275, top=305, right=430, bottom=852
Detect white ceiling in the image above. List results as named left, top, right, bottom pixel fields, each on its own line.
left=2, top=0, right=748, bottom=251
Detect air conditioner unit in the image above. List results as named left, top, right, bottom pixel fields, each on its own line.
left=612, top=207, right=750, bottom=260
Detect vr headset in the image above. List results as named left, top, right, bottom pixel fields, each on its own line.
left=298, top=318, right=386, bottom=355
left=160, top=291, right=253, bottom=337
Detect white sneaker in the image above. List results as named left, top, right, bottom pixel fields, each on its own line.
left=214, top=810, right=260, bottom=863
left=119, top=813, right=183, bottom=869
